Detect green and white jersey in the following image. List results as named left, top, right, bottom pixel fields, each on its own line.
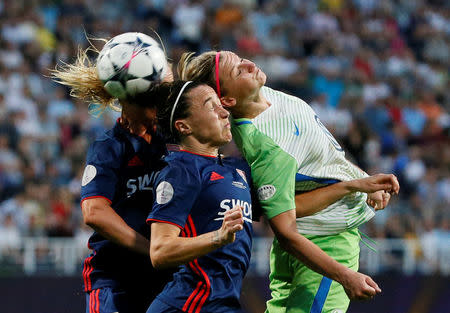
left=232, top=86, right=374, bottom=235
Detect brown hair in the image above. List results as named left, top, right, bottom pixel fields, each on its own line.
left=178, top=51, right=225, bottom=95
left=50, top=44, right=121, bottom=114
left=152, top=80, right=203, bottom=143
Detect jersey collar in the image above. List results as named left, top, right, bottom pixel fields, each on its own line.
left=179, top=149, right=217, bottom=158
left=233, top=118, right=252, bottom=126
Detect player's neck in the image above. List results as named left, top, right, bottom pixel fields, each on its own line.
left=232, top=91, right=270, bottom=119
left=118, top=118, right=153, bottom=144
left=180, top=141, right=219, bottom=157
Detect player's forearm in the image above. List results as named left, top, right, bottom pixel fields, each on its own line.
left=279, top=229, right=349, bottom=283
left=150, top=230, right=223, bottom=269
left=295, top=182, right=353, bottom=217
left=295, top=175, right=394, bottom=217
left=82, top=199, right=149, bottom=255
left=91, top=217, right=150, bottom=256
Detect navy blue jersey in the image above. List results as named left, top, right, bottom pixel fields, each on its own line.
left=147, top=150, right=257, bottom=313
left=80, top=121, right=170, bottom=295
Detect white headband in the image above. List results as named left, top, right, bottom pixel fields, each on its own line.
left=170, top=81, right=193, bottom=134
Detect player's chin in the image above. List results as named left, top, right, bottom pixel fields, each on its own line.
left=222, top=131, right=232, bottom=144
left=258, top=71, right=267, bottom=85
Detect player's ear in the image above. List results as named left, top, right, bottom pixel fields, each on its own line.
left=220, top=96, right=236, bottom=108
left=174, top=119, right=192, bottom=136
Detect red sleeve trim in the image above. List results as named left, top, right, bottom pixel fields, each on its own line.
left=80, top=196, right=112, bottom=208
left=146, top=218, right=184, bottom=230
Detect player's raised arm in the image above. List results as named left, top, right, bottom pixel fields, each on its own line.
left=150, top=206, right=244, bottom=269
left=295, top=173, right=400, bottom=217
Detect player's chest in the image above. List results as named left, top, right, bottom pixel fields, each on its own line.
left=194, top=167, right=253, bottom=226
left=121, top=153, right=165, bottom=198
left=256, top=104, right=344, bottom=154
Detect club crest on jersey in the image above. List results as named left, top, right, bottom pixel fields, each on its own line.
left=156, top=181, right=174, bottom=204
left=257, top=185, right=276, bottom=201
left=236, top=169, right=247, bottom=183
left=82, top=165, right=97, bottom=186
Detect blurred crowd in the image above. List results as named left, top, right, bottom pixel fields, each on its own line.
left=0, top=0, right=448, bottom=271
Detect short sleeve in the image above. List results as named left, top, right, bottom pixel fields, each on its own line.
left=251, top=147, right=297, bottom=220
left=232, top=122, right=297, bottom=220
left=80, top=139, right=122, bottom=202
left=147, top=162, right=202, bottom=229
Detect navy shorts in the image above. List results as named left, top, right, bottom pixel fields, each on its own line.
left=86, top=287, right=153, bottom=313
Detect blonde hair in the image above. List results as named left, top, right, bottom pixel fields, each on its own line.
left=178, top=51, right=222, bottom=94
left=50, top=43, right=121, bottom=114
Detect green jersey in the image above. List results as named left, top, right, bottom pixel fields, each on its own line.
left=232, top=86, right=374, bottom=235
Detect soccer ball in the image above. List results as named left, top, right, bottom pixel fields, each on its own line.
left=96, top=32, right=168, bottom=99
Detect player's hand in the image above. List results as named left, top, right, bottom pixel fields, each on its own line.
left=217, top=206, right=244, bottom=245
left=347, top=174, right=400, bottom=195
left=340, top=269, right=381, bottom=300
left=367, top=190, right=391, bottom=211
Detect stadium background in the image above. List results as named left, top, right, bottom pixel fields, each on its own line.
left=0, top=0, right=448, bottom=312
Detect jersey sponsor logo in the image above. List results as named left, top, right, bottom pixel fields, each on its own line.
left=215, top=199, right=252, bottom=223
left=81, top=165, right=97, bottom=186
left=156, top=181, right=174, bottom=204
left=126, top=172, right=159, bottom=196
left=293, top=122, right=300, bottom=136
left=127, top=155, right=144, bottom=166
left=236, top=169, right=247, bottom=183
left=257, top=185, right=276, bottom=201
left=210, top=171, right=224, bottom=181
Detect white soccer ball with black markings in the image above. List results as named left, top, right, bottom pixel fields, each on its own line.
left=96, top=32, right=168, bottom=99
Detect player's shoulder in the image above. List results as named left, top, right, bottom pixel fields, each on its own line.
left=86, top=126, right=128, bottom=164
left=160, top=152, right=201, bottom=179
left=92, top=127, right=117, bottom=143
left=89, top=129, right=123, bottom=152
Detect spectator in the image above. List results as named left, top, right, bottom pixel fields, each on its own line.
left=0, top=0, right=447, bottom=277
left=0, top=213, right=21, bottom=261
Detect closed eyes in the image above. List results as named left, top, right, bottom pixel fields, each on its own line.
left=237, top=59, right=243, bottom=76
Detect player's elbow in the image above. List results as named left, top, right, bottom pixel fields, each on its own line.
left=150, top=242, right=170, bottom=269
left=277, top=233, right=296, bottom=253
left=81, top=201, right=104, bottom=228
left=268, top=211, right=299, bottom=253
left=275, top=228, right=299, bottom=254
left=150, top=255, right=164, bottom=269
